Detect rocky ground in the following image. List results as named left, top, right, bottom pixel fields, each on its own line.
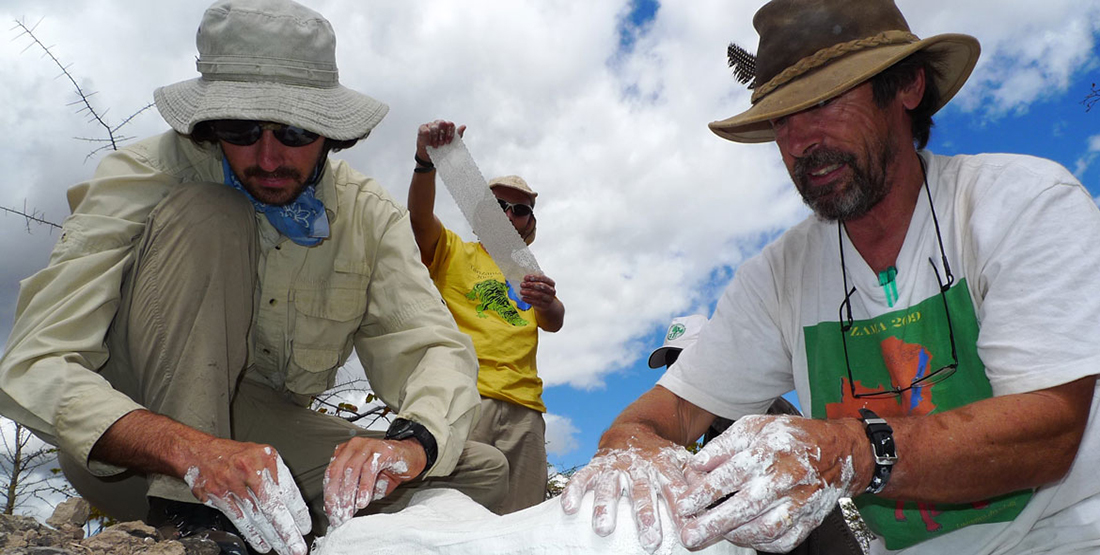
left=0, top=498, right=223, bottom=555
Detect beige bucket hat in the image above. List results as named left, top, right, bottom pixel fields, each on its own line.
left=709, top=0, right=980, bottom=144
left=154, top=0, right=388, bottom=141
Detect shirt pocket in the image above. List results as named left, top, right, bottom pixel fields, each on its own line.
left=286, top=269, right=369, bottom=394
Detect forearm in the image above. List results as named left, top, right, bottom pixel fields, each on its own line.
left=875, top=376, right=1095, bottom=503
left=599, top=386, right=716, bottom=450
left=535, top=297, right=565, bottom=332
left=90, top=408, right=212, bottom=479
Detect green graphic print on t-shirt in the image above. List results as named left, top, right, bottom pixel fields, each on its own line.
left=803, top=279, right=1032, bottom=550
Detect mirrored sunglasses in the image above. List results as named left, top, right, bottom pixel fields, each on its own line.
left=497, top=199, right=533, bottom=217
left=211, top=120, right=321, bottom=147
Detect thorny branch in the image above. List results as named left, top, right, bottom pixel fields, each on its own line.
left=0, top=203, right=61, bottom=232
left=11, top=18, right=153, bottom=152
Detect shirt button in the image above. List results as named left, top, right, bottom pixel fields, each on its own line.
left=269, top=298, right=277, bottom=306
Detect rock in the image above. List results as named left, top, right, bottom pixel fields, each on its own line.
left=0, top=512, right=218, bottom=555
left=45, top=499, right=90, bottom=530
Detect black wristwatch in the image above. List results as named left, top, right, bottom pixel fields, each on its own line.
left=859, top=408, right=897, bottom=495
left=384, top=418, right=438, bottom=477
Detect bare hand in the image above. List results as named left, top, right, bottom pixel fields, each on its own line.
left=182, top=439, right=310, bottom=555
left=323, top=437, right=427, bottom=529
left=520, top=274, right=557, bottom=310
left=416, top=120, right=466, bottom=163
left=675, top=415, right=860, bottom=552
left=561, top=437, right=700, bottom=554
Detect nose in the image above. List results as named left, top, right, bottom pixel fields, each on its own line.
left=255, top=130, right=284, bottom=172
left=774, top=109, right=821, bottom=159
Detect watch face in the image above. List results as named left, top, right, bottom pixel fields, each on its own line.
left=386, top=419, right=414, bottom=440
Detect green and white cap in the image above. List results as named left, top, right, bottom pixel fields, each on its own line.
left=648, top=314, right=709, bottom=369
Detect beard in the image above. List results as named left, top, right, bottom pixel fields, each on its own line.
left=240, top=165, right=310, bottom=206
left=792, top=140, right=894, bottom=221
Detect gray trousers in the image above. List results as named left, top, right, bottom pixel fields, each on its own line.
left=468, top=397, right=548, bottom=514
left=61, top=183, right=507, bottom=534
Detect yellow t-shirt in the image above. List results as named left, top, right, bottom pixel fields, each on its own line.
left=428, top=228, right=545, bottom=412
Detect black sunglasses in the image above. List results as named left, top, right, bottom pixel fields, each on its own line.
left=838, top=163, right=958, bottom=399
left=497, top=199, right=533, bottom=218
left=211, top=120, right=321, bottom=147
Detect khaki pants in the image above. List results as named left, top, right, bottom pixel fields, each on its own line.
left=468, top=397, right=547, bottom=514
left=61, top=183, right=507, bottom=534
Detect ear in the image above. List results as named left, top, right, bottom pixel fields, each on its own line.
left=899, top=67, right=927, bottom=111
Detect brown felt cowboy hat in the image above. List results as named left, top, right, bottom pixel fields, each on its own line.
left=709, top=0, right=980, bottom=144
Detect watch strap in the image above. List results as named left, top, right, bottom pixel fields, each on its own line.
left=859, top=408, right=897, bottom=495
left=384, top=418, right=438, bottom=477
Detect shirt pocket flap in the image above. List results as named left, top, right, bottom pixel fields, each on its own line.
left=294, top=287, right=366, bottom=322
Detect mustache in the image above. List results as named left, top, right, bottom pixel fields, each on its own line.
left=792, top=148, right=856, bottom=187
left=243, top=166, right=303, bottom=181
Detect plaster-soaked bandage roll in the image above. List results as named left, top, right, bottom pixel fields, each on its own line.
left=430, top=138, right=542, bottom=287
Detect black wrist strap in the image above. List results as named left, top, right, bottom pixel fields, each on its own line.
left=413, top=153, right=435, bottom=173
left=859, top=408, right=897, bottom=495
left=384, top=418, right=438, bottom=477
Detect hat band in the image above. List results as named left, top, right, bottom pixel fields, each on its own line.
left=751, top=30, right=919, bottom=104
left=197, top=56, right=339, bottom=87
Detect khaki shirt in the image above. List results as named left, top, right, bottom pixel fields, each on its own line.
left=0, top=131, right=479, bottom=478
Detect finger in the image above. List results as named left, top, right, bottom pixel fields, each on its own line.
left=560, top=464, right=600, bottom=514
left=592, top=470, right=626, bottom=537
left=690, top=422, right=757, bottom=472
left=324, top=444, right=367, bottom=527
left=677, top=449, right=752, bottom=517
left=626, top=465, right=663, bottom=553
left=372, top=473, right=391, bottom=501
left=253, top=472, right=310, bottom=555
left=354, top=452, right=384, bottom=512
left=213, top=492, right=273, bottom=554
left=274, top=456, right=312, bottom=534
left=679, top=477, right=779, bottom=549
left=457, top=125, right=466, bottom=137
left=724, top=501, right=804, bottom=553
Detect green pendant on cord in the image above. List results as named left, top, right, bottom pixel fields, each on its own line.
left=879, top=266, right=898, bottom=308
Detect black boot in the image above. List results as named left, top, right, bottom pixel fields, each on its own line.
left=146, top=497, right=252, bottom=555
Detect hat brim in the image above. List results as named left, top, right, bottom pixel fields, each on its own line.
left=708, top=33, right=980, bottom=144
left=154, top=78, right=389, bottom=141
left=648, top=346, right=680, bottom=369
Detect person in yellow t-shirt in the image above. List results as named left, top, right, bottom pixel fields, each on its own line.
left=407, top=120, right=565, bottom=514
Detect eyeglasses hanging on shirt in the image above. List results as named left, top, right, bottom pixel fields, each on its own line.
left=837, top=159, right=959, bottom=399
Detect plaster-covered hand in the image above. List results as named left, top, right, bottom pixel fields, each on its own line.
left=323, top=437, right=426, bottom=529
left=182, top=442, right=311, bottom=555
left=520, top=274, right=557, bottom=310
left=416, top=119, right=466, bottom=163
left=675, top=415, right=861, bottom=552
left=560, top=439, right=700, bottom=554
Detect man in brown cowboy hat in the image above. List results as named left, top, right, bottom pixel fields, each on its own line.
left=408, top=119, right=565, bottom=514
left=0, top=1, right=506, bottom=554
left=562, top=0, right=1100, bottom=553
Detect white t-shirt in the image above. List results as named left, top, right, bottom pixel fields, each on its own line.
left=660, top=151, right=1100, bottom=554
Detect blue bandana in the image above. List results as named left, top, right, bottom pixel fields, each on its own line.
left=221, top=157, right=330, bottom=246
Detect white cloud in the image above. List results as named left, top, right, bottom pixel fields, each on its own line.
left=1075, top=135, right=1100, bottom=177
left=543, top=413, right=580, bottom=457
left=0, top=0, right=1096, bottom=396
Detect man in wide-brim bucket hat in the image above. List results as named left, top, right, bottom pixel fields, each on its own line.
left=154, top=0, right=387, bottom=142
left=0, top=1, right=508, bottom=554
left=561, top=0, right=1100, bottom=554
